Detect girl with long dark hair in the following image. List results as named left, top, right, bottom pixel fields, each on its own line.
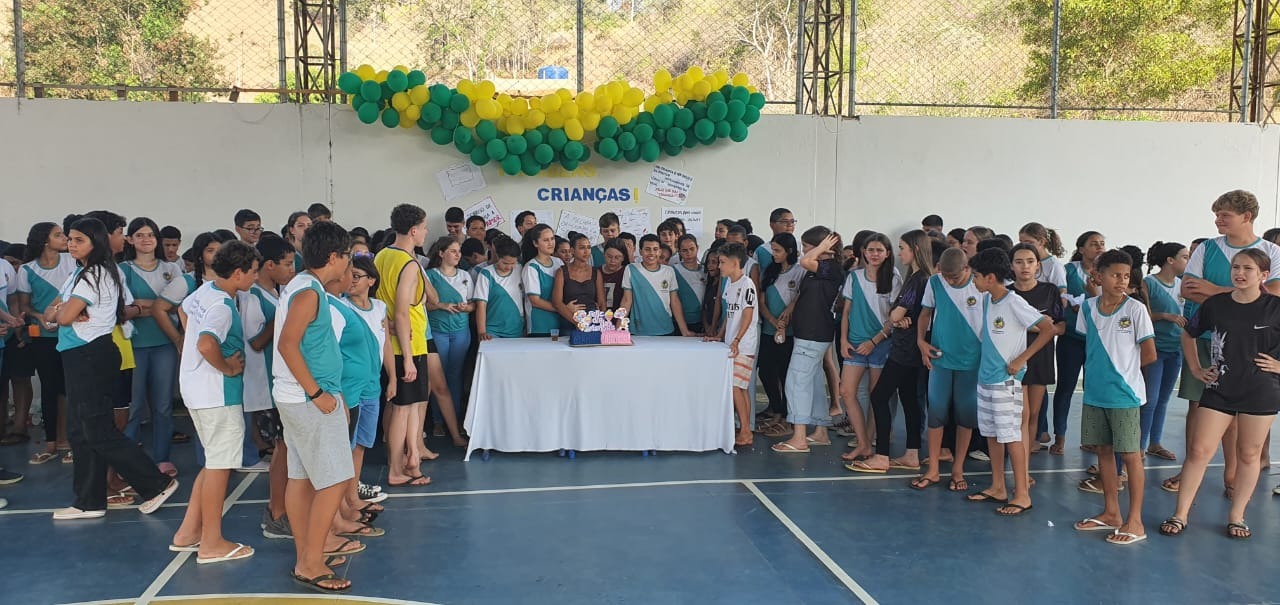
left=757, top=233, right=804, bottom=434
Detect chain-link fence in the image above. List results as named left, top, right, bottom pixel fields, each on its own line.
left=0, top=0, right=1249, bottom=122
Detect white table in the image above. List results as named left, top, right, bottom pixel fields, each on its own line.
left=463, top=336, right=735, bottom=460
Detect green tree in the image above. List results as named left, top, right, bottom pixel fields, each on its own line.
left=21, top=0, right=225, bottom=101
left=1008, top=0, right=1233, bottom=109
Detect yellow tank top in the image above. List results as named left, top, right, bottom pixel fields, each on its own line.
left=374, top=246, right=428, bottom=356
left=113, top=326, right=135, bottom=371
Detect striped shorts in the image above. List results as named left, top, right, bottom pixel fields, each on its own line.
left=732, top=354, right=756, bottom=390
left=977, top=381, right=1024, bottom=444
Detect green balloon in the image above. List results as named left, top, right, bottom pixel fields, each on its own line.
left=714, top=120, right=731, bottom=139
left=743, top=105, right=761, bottom=125
left=351, top=94, right=366, bottom=110
left=381, top=108, right=400, bottom=128
left=506, top=135, right=528, bottom=156
left=521, top=154, right=540, bottom=176
left=730, top=86, right=750, bottom=104
left=338, top=72, right=363, bottom=95
left=726, top=100, right=746, bottom=122
left=664, top=143, right=683, bottom=157
left=674, top=108, right=695, bottom=130
left=708, top=101, right=728, bottom=123
left=357, top=102, right=379, bottom=124
left=667, top=127, right=687, bottom=147
left=441, top=110, right=461, bottom=130
left=598, top=137, right=619, bottom=159
left=386, top=70, right=408, bottom=92
left=501, top=154, right=521, bottom=175
left=618, top=132, right=637, bottom=151
left=475, top=120, right=498, bottom=142
left=548, top=129, right=568, bottom=151
left=470, top=146, right=490, bottom=166
left=694, top=119, right=714, bottom=141
left=564, top=141, right=584, bottom=161
left=417, top=118, right=432, bottom=130
left=683, top=134, right=698, bottom=149
left=449, top=93, right=470, bottom=113
left=454, top=128, right=474, bottom=146
left=420, top=103, right=442, bottom=125
left=430, top=126, right=453, bottom=145
left=706, top=91, right=726, bottom=106
left=360, top=80, right=381, bottom=103
left=748, top=92, right=767, bottom=110
left=636, top=113, right=655, bottom=128
left=640, top=139, right=660, bottom=162
left=597, top=116, right=620, bottom=138
left=730, top=120, right=749, bottom=142
left=429, top=84, right=452, bottom=106
left=653, top=128, right=666, bottom=143
left=524, top=129, right=544, bottom=148
left=455, top=137, right=475, bottom=154
left=623, top=147, right=641, bottom=163
left=485, top=139, right=508, bottom=161
left=561, top=158, right=580, bottom=171
left=380, top=82, right=393, bottom=101
left=653, top=104, right=675, bottom=129
left=580, top=146, right=591, bottom=162
left=690, top=102, right=708, bottom=121
left=534, top=144, right=554, bottom=165
left=407, top=70, right=427, bottom=88
left=633, top=123, right=654, bottom=143
left=720, top=84, right=734, bottom=97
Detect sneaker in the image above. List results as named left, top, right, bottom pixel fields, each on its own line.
left=139, top=479, right=180, bottom=515
left=968, top=451, right=990, bottom=462
left=0, top=498, right=7, bottom=510
left=260, top=506, right=271, bottom=529
left=53, top=507, right=106, bottom=520
left=359, top=482, right=388, bottom=503
left=262, top=512, right=293, bottom=539
left=0, top=468, right=23, bottom=485
left=236, top=460, right=271, bottom=473
left=1274, top=484, right=1280, bottom=496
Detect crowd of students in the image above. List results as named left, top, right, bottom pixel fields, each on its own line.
left=0, top=190, right=1278, bottom=592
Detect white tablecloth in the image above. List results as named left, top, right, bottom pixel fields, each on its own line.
left=463, top=336, right=735, bottom=460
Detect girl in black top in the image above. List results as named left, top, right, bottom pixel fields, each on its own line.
left=552, top=232, right=605, bottom=326
left=1010, top=244, right=1065, bottom=463
left=1163, top=248, right=1280, bottom=540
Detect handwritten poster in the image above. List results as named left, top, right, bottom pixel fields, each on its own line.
left=646, top=165, right=694, bottom=205
left=660, top=207, right=704, bottom=240
left=555, top=210, right=602, bottom=245
left=436, top=163, right=487, bottom=202
left=619, top=207, right=651, bottom=237
left=464, top=197, right=504, bottom=229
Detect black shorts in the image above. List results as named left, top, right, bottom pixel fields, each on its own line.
left=113, top=369, right=133, bottom=410
left=8, top=337, right=66, bottom=396
left=1021, top=340, right=1056, bottom=386
left=391, top=354, right=429, bottom=406
left=426, top=337, right=436, bottom=355
left=1198, top=400, right=1278, bottom=418
left=255, top=409, right=285, bottom=442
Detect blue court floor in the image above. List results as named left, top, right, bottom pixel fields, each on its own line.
left=1, top=394, right=1278, bottom=605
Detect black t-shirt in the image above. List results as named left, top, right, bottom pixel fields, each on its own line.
left=1186, top=292, right=1280, bottom=413
left=888, top=271, right=929, bottom=366
left=792, top=258, right=846, bottom=343
left=1015, top=282, right=1064, bottom=339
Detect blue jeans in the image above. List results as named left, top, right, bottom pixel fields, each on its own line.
left=1142, top=349, right=1181, bottom=449
left=125, top=344, right=177, bottom=463
left=431, top=328, right=472, bottom=425
left=1041, top=336, right=1085, bottom=438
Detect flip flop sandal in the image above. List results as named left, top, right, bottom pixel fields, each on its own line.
left=1106, top=531, right=1147, bottom=546
left=337, top=524, right=385, bottom=538
left=323, top=539, right=366, bottom=557
left=326, top=555, right=347, bottom=566
left=967, top=491, right=1008, bottom=503
left=1074, top=517, right=1118, bottom=532
left=107, top=493, right=134, bottom=509
left=1049, top=444, right=1065, bottom=456
left=1147, top=447, right=1177, bottom=461
left=168, top=541, right=201, bottom=552
left=844, top=461, right=887, bottom=474
left=995, top=503, right=1033, bottom=516
left=890, top=459, right=921, bottom=471
left=1159, top=517, right=1187, bottom=536
left=910, top=476, right=940, bottom=490
left=197, top=543, right=254, bottom=564
left=388, top=475, right=431, bottom=487
left=1161, top=477, right=1181, bottom=493
left=291, top=572, right=351, bottom=594
left=61, top=452, right=75, bottom=464
left=1085, top=464, right=1100, bottom=476
left=358, top=510, right=380, bottom=524
left=948, top=478, right=968, bottom=492
left=771, top=442, right=810, bottom=454
left=1227, top=522, right=1251, bottom=540
left=762, top=425, right=792, bottom=438
left=29, top=452, right=57, bottom=465
left=806, top=437, right=832, bottom=446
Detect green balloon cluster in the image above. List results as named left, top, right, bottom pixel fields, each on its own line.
left=341, top=69, right=765, bottom=175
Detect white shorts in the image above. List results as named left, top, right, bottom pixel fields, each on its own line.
left=977, top=381, right=1024, bottom=444
left=190, top=406, right=246, bottom=470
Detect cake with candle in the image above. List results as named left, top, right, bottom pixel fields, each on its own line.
left=568, top=308, right=633, bottom=347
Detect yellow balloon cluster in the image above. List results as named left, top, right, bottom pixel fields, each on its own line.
left=443, top=78, right=659, bottom=142
left=652, top=67, right=759, bottom=108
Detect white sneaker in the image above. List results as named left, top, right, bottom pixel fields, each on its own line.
left=1273, top=484, right=1280, bottom=496
left=139, top=479, right=180, bottom=515
left=0, top=498, right=7, bottom=510
left=53, top=507, right=106, bottom=520
left=968, top=451, right=990, bottom=462
left=236, top=460, right=271, bottom=473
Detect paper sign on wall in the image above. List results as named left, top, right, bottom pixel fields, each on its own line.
left=437, top=163, right=487, bottom=202
left=660, top=207, right=704, bottom=240
left=619, top=207, right=651, bottom=237
left=507, top=209, right=539, bottom=238
left=464, top=197, right=504, bottom=230
left=555, top=210, right=602, bottom=245
left=646, top=165, right=694, bottom=205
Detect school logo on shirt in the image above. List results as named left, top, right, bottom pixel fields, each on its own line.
left=163, top=271, right=173, bottom=281
left=661, top=279, right=670, bottom=290
left=1118, top=316, right=1133, bottom=332
left=993, top=317, right=1005, bottom=330
left=966, top=296, right=977, bottom=307
left=788, top=280, right=797, bottom=289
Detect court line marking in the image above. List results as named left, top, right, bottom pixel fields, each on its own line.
left=134, top=473, right=258, bottom=605
left=63, top=595, right=443, bottom=605
left=0, top=463, right=1207, bottom=515
left=743, top=481, right=879, bottom=605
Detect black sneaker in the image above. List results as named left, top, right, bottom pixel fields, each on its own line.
left=359, top=482, right=388, bottom=503
left=0, top=469, right=23, bottom=485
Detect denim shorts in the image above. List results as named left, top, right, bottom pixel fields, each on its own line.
left=842, top=339, right=891, bottom=369
left=350, top=397, right=381, bottom=449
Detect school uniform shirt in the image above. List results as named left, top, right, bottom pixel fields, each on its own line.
left=427, top=267, right=474, bottom=334
left=1145, top=275, right=1184, bottom=354
left=329, top=294, right=380, bottom=408
left=978, top=290, right=1047, bottom=385
left=343, top=296, right=388, bottom=354
left=522, top=257, right=564, bottom=335
left=1183, top=236, right=1280, bottom=333
left=179, top=282, right=245, bottom=408
left=622, top=262, right=679, bottom=336
left=1075, top=296, right=1154, bottom=408
left=1038, top=255, right=1068, bottom=290
left=1063, top=261, right=1091, bottom=339
left=762, top=263, right=806, bottom=337
left=472, top=265, right=525, bottom=338
left=672, top=262, right=707, bottom=327
left=921, top=274, right=984, bottom=372
left=53, top=266, right=122, bottom=351
left=591, top=244, right=606, bottom=268
left=16, top=253, right=76, bottom=338
left=239, top=283, right=279, bottom=412
left=842, top=267, right=903, bottom=345
left=374, top=246, right=428, bottom=357
left=754, top=245, right=773, bottom=273
left=121, top=259, right=185, bottom=348
left=1184, top=292, right=1280, bottom=413
left=469, top=260, right=491, bottom=283
left=722, top=274, right=760, bottom=356
left=272, top=272, right=343, bottom=403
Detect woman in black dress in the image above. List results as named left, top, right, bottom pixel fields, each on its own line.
left=1010, top=244, right=1065, bottom=469
left=1162, top=248, right=1280, bottom=540
left=552, top=232, right=605, bottom=327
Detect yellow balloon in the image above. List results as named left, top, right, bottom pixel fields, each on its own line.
left=477, top=80, right=497, bottom=100
left=658, top=91, right=672, bottom=104
left=692, top=79, right=712, bottom=100
left=654, top=69, right=673, bottom=92
left=496, top=116, right=508, bottom=132
left=545, top=111, right=566, bottom=129
left=675, top=90, right=690, bottom=105
left=541, top=93, right=562, bottom=113
left=643, top=95, right=662, bottom=113
left=607, top=81, right=625, bottom=103
left=408, top=84, right=430, bottom=106
left=355, top=64, right=375, bottom=80
left=594, top=93, right=612, bottom=113
left=460, top=108, right=480, bottom=128
left=712, top=68, right=729, bottom=87
left=391, top=92, right=410, bottom=111
left=506, top=116, right=526, bottom=136
left=477, top=98, right=502, bottom=121
left=374, top=70, right=388, bottom=83
left=747, top=85, right=758, bottom=94
left=529, top=96, right=542, bottom=110
left=611, top=104, right=631, bottom=124
left=498, top=93, right=513, bottom=107
left=525, top=108, right=546, bottom=127
left=457, top=79, right=476, bottom=99
left=556, top=88, right=574, bottom=103
left=393, top=64, right=409, bottom=74
left=564, top=118, right=584, bottom=141
left=509, top=98, right=529, bottom=116
left=576, top=91, right=595, bottom=109
left=581, top=111, right=601, bottom=130
left=405, top=104, right=422, bottom=122
left=561, top=101, right=579, bottom=119
left=399, top=114, right=414, bottom=128
left=686, top=66, right=705, bottom=81
left=623, top=87, right=644, bottom=107
left=732, top=72, right=750, bottom=87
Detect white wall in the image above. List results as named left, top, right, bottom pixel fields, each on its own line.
left=1, top=98, right=1276, bottom=257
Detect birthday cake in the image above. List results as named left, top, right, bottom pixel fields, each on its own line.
left=568, top=308, right=633, bottom=347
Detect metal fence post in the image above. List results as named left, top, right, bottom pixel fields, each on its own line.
left=278, top=0, right=288, bottom=103
left=794, top=0, right=806, bottom=114
left=1049, top=0, right=1061, bottom=118
left=338, top=0, right=347, bottom=75
left=576, top=0, right=584, bottom=93
left=847, top=0, right=857, bottom=117
left=13, top=0, right=25, bottom=99
left=1239, top=0, right=1255, bottom=122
